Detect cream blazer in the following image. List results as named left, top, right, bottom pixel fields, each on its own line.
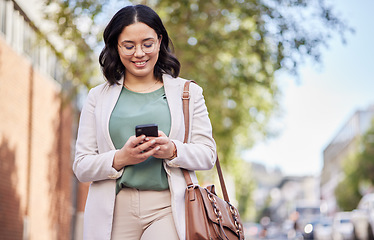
left=73, top=74, right=216, bottom=240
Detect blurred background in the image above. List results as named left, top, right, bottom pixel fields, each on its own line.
left=1, top=0, right=373, bottom=239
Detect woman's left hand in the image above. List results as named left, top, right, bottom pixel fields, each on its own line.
left=151, top=131, right=176, bottom=159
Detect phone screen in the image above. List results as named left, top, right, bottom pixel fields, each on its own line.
left=135, top=124, right=158, bottom=137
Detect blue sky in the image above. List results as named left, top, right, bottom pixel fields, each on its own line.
left=243, top=0, right=374, bottom=176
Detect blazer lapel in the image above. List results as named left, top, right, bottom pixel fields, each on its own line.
left=101, top=80, right=124, bottom=150
left=163, top=75, right=184, bottom=139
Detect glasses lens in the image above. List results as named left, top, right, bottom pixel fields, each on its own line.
left=142, top=41, right=155, bottom=53
left=121, top=44, right=135, bottom=55
left=120, top=40, right=157, bottom=55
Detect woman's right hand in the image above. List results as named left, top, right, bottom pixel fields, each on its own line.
left=112, top=135, right=160, bottom=171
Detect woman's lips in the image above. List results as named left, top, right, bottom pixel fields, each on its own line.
left=132, top=60, right=149, bottom=67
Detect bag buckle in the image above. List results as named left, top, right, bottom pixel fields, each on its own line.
left=182, top=91, right=190, bottom=100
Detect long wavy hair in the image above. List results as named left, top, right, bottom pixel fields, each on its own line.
left=99, top=5, right=181, bottom=85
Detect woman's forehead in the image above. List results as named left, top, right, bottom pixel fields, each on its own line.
left=119, top=22, right=157, bottom=41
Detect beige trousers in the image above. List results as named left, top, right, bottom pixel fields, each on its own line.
left=111, top=188, right=179, bottom=240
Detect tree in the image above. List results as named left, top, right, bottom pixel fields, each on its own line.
left=42, top=0, right=351, bottom=220
left=335, top=158, right=361, bottom=211
left=336, top=119, right=374, bottom=210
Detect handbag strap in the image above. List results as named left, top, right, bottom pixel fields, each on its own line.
left=181, top=81, right=231, bottom=203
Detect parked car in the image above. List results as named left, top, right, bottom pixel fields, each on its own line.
left=314, top=217, right=333, bottom=240
left=351, top=193, right=374, bottom=240
left=302, top=217, right=331, bottom=240
left=332, top=211, right=354, bottom=240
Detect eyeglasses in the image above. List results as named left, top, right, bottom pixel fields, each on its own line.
left=118, top=39, right=158, bottom=56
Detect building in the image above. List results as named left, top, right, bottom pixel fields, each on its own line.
left=0, top=0, right=85, bottom=239
left=250, top=162, right=320, bottom=223
left=320, top=105, right=374, bottom=215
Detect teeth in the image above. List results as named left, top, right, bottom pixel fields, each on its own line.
left=134, top=61, right=146, bottom=66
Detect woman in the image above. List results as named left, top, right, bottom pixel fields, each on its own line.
left=73, top=4, right=216, bottom=240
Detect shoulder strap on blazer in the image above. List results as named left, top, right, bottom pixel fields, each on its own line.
left=181, top=81, right=231, bottom=203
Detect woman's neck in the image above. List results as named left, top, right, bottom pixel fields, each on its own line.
left=123, top=75, right=161, bottom=93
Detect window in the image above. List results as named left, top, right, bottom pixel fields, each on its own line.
left=0, top=0, right=67, bottom=84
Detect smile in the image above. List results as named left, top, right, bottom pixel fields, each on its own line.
left=132, top=60, right=149, bottom=66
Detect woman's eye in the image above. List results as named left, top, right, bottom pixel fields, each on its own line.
left=143, top=42, right=154, bottom=48
left=124, top=44, right=134, bottom=50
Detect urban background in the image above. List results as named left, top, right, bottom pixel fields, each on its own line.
left=1, top=0, right=374, bottom=239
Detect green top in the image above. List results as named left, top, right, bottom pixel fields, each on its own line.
left=109, top=86, right=171, bottom=194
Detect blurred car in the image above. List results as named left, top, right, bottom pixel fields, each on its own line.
left=314, top=217, right=333, bottom=240
left=332, top=212, right=354, bottom=240
left=301, top=218, right=320, bottom=240
left=302, top=220, right=317, bottom=240
left=294, top=203, right=322, bottom=233
left=302, top=217, right=332, bottom=240
left=351, top=193, right=374, bottom=240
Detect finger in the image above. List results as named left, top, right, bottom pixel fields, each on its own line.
left=136, top=139, right=157, bottom=153
left=144, top=136, right=156, bottom=142
left=140, top=145, right=160, bottom=159
left=154, top=136, right=169, bottom=145
left=151, top=145, right=166, bottom=158
left=130, top=135, right=146, bottom=147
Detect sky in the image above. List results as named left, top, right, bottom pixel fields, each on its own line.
left=243, top=0, right=374, bottom=176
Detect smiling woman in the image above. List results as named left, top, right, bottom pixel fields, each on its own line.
left=73, top=4, right=217, bottom=240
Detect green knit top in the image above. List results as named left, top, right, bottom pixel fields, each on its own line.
left=109, top=86, right=171, bottom=194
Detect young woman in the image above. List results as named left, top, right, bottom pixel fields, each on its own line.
left=73, top=4, right=216, bottom=240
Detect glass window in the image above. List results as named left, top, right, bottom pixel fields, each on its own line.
left=0, top=0, right=66, bottom=83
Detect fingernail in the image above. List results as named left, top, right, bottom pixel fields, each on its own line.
left=145, top=138, right=149, bottom=141
left=156, top=146, right=160, bottom=150
left=151, top=140, right=156, bottom=144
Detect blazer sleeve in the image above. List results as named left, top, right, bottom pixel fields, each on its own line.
left=166, top=83, right=217, bottom=170
left=73, top=86, right=123, bottom=183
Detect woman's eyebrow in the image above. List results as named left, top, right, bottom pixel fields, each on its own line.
left=120, top=37, right=156, bottom=44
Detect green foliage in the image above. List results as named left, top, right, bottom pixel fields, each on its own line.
left=335, top=158, right=361, bottom=211
left=42, top=0, right=106, bottom=87
left=42, top=0, right=351, bottom=219
left=356, top=128, right=374, bottom=184
left=336, top=119, right=374, bottom=210
left=136, top=0, right=352, bottom=163
left=335, top=180, right=361, bottom=211
left=232, top=158, right=256, bottom=220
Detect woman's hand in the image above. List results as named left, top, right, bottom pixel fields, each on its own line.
left=152, top=131, right=176, bottom=160
left=112, top=135, right=160, bottom=171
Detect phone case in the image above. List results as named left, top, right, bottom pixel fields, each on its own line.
left=135, top=124, right=158, bottom=137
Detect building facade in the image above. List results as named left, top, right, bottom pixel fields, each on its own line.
left=0, top=0, right=83, bottom=239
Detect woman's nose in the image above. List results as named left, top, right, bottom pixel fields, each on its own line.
left=133, top=45, right=145, bottom=57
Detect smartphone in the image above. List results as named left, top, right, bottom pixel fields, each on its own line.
left=135, top=124, right=158, bottom=137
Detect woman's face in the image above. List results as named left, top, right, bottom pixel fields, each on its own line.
left=117, top=22, right=161, bottom=80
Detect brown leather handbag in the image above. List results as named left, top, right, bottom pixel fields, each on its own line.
left=181, top=81, right=245, bottom=240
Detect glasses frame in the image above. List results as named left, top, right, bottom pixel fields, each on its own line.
left=118, top=38, right=159, bottom=56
